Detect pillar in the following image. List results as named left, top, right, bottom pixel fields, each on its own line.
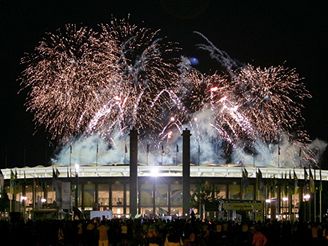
left=182, top=128, right=191, bottom=217
left=129, top=128, right=138, bottom=217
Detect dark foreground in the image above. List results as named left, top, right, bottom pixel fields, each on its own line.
left=1, top=217, right=328, bottom=246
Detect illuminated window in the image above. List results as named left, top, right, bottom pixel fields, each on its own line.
left=112, top=183, right=124, bottom=206
left=170, top=207, right=182, bottom=216
left=47, top=191, right=56, bottom=204
left=156, top=207, right=168, bottom=215
left=140, top=207, right=153, bottom=216
left=125, top=184, right=130, bottom=206
left=98, top=184, right=109, bottom=206
left=214, top=184, right=227, bottom=199
left=25, top=187, right=33, bottom=207
left=112, top=207, right=124, bottom=217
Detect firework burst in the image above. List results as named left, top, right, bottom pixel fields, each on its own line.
left=232, top=64, right=311, bottom=143
left=19, top=24, right=121, bottom=143
left=192, top=32, right=311, bottom=147
left=19, top=19, right=317, bottom=167
left=86, top=17, right=181, bottom=139
left=19, top=19, right=183, bottom=143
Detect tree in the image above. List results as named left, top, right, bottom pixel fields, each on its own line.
left=0, top=190, right=10, bottom=212
left=190, top=181, right=222, bottom=219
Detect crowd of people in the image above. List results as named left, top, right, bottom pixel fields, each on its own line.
left=1, top=216, right=328, bottom=246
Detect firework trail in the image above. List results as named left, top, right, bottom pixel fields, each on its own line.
left=193, top=31, right=241, bottom=77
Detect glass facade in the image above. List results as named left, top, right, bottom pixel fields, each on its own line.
left=4, top=176, right=307, bottom=221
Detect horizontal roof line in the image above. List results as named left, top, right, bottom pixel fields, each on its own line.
left=1, top=165, right=326, bottom=181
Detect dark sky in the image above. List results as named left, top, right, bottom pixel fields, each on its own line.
left=1, top=1, right=327, bottom=168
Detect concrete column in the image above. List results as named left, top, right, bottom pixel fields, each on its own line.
left=182, top=128, right=191, bottom=217
left=129, top=128, right=138, bottom=217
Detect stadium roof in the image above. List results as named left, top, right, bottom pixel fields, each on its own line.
left=1, top=165, right=327, bottom=181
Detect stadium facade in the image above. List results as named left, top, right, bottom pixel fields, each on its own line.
left=0, top=129, right=327, bottom=222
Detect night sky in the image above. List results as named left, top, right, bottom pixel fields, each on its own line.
left=1, top=1, right=327, bottom=168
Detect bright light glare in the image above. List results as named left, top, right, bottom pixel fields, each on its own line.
left=75, top=163, right=80, bottom=172
left=150, top=167, right=159, bottom=177
left=303, top=193, right=310, bottom=201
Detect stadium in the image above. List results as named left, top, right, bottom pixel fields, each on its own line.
left=3, top=15, right=325, bottom=223
left=0, top=129, right=327, bottom=222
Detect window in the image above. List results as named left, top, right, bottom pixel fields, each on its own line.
left=155, top=183, right=168, bottom=207
left=112, top=183, right=124, bottom=206
left=214, top=184, right=227, bottom=199
left=98, top=184, right=109, bottom=206
left=228, top=184, right=240, bottom=200
left=140, top=183, right=153, bottom=207
left=243, top=185, right=254, bottom=200
left=170, top=182, right=182, bottom=206
left=83, top=183, right=95, bottom=207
